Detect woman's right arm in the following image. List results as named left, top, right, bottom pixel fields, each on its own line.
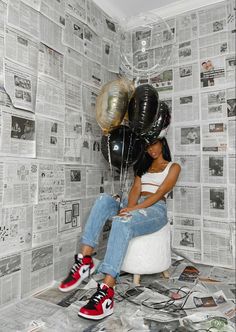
left=127, top=176, right=141, bottom=208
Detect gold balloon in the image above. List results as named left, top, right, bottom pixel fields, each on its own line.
left=96, top=77, right=134, bottom=135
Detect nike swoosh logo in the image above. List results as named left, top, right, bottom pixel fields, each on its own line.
left=82, top=267, right=89, bottom=273
left=105, top=300, right=112, bottom=309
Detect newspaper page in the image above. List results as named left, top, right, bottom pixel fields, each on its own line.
left=0, top=1, right=6, bottom=84
left=202, top=121, right=227, bottom=152
left=176, top=11, right=198, bottom=42
left=203, top=219, right=233, bottom=267
left=40, top=14, right=64, bottom=54
left=227, top=0, right=236, bottom=53
left=0, top=0, right=7, bottom=36
left=0, top=106, right=35, bottom=157
left=36, top=116, right=64, bottom=160
left=4, top=59, right=37, bottom=111
left=201, top=89, right=227, bottom=120
left=65, top=165, right=86, bottom=199
left=82, top=84, right=99, bottom=116
left=0, top=85, right=12, bottom=107
left=227, top=87, right=236, bottom=118
left=102, top=11, right=120, bottom=45
left=0, top=160, right=3, bottom=204
left=84, top=25, right=102, bottom=64
left=228, top=118, right=236, bottom=153
left=64, top=107, right=83, bottom=163
left=63, top=13, right=84, bottom=53
left=202, top=186, right=228, bottom=219
left=21, top=0, right=41, bottom=11
left=200, top=56, right=225, bottom=88
left=0, top=205, right=32, bottom=256
left=102, top=39, right=120, bottom=73
left=228, top=154, right=235, bottom=184
left=172, top=216, right=201, bottom=254
left=82, top=57, right=102, bottom=88
left=0, top=254, right=21, bottom=308
left=64, top=74, right=82, bottom=111
left=38, top=43, right=64, bottom=82
left=174, top=125, right=200, bottom=153
left=38, top=162, right=65, bottom=202
left=40, top=0, right=66, bottom=28
left=228, top=185, right=235, bottom=220
left=174, top=155, right=200, bottom=183
left=82, top=116, right=101, bottom=165
left=202, top=154, right=227, bottom=184
left=150, top=69, right=173, bottom=93
left=86, top=0, right=103, bottom=35
left=5, top=25, right=39, bottom=71
left=66, top=0, right=86, bottom=23
left=174, top=185, right=201, bottom=215
left=64, top=46, right=83, bottom=80
left=32, top=202, right=58, bottom=248
left=2, top=159, right=38, bottom=207
left=174, top=63, right=199, bottom=91
left=21, top=244, right=54, bottom=297
left=178, top=39, right=198, bottom=64
left=35, top=75, right=65, bottom=121
left=198, top=3, right=227, bottom=37
left=54, top=237, right=77, bottom=281
left=7, top=0, right=40, bottom=38
left=226, top=55, right=236, bottom=84
left=86, top=168, right=104, bottom=197
left=0, top=36, right=4, bottom=85
left=199, top=31, right=228, bottom=59
left=173, top=93, right=199, bottom=122
left=58, top=199, right=81, bottom=235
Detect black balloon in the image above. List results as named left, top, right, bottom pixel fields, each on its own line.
left=128, top=84, right=160, bottom=135
left=101, top=126, right=143, bottom=169
left=141, top=101, right=171, bottom=145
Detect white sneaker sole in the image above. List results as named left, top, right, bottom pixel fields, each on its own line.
left=78, top=307, right=114, bottom=320
left=58, top=266, right=95, bottom=292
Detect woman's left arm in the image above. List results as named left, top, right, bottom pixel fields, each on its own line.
left=120, top=163, right=181, bottom=213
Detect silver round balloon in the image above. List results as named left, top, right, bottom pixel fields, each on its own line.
left=96, top=78, right=134, bottom=135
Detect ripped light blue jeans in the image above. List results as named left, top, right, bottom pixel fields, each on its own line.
left=81, top=193, right=168, bottom=278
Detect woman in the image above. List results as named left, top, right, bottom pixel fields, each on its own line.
left=59, top=137, right=181, bottom=320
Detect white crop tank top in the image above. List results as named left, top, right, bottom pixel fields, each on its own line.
left=141, top=162, right=173, bottom=198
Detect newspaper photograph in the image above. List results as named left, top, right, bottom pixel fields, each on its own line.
left=178, top=40, right=198, bottom=64
left=227, top=88, right=236, bottom=117
left=82, top=57, right=102, bottom=87
left=21, top=244, right=54, bottom=297
left=2, top=159, right=38, bottom=206
left=53, top=237, right=76, bottom=281
left=174, top=63, right=199, bottom=91
left=36, top=116, right=64, bottom=160
left=0, top=107, right=35, bottom=157
left=84, top=25, right=102, bottom=64
left=172, top=226, right=201, bottom=252
left=174, top=155, right=200, bottom=183
left=202, top=154, right=227, bottom=184
left=33, top=202, right=58, bottom=248
left=228, top=118, right=236, bottom=153
left=65, top=165, right=86, bottom=199
left=202, top=121, right=227, bottom=152
left=0, top=254, right=21, bottom=308
left=64, top=73, right=82, bottom=110
left=174, top=185, right=201, bottom=215
left=40, top=14, right=64, bottom=54
left=38, top=162, right=65, bottom=202
left=66, top=0, right=86, bottom=23
left=40, top=0, right=66, bottom=28
left=7, top=0, right=40, bottom=38
left=176, top=11, right=198, bottom=42
left=64, top=107, right=83, bottom=163
left=203, top=186, right=228, bottom=219
left=0, top=205, right=33, bottom=255
left=203, top=220, right=233, bottom=267
left=63, top=13, right=84, bottom=53
left=150, top=69, right=173, bottom=92
left=174, top=125, right=200, bottom=153
left=5, top=25, right=39, bottom=71
left=4, top=59, right=37, bottom=111
left=38, top=43, right=64, bottom=82
left=82, top=84, right=99, bottom=116
left=58, top=199, right=81, bottom=234
left=174, top=93, right=199, bottom=122
left=102, top=39, right=120, bottom=73
left=198, top=3, right=227, bottom=37
left=64, top=46, right=83, bottom=80
left=200, top=57, right=225, bottom=88
left=201, top=89, right=227, bottom=120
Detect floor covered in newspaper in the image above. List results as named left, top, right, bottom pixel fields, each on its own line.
left=0, top=259, right=235, bottom=332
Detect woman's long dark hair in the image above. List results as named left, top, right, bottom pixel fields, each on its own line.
left=133, top=137, right=172, bottom=177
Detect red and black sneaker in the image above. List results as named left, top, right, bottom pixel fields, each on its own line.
left=78, top=283, right=114, bottom=320
left=58, top=254, right=95, bottom=292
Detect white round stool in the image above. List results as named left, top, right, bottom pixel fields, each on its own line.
left=121, top=223, right=171, bottom=285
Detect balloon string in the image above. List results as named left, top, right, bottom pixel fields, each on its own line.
left=107, top=134, right=115, bottom=195
left=119, top=126, right=126, bottom=195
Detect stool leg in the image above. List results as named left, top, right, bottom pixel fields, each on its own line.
left=133, top=274, right=141, bottom=285
left=162, top=270, right=170, bottom=279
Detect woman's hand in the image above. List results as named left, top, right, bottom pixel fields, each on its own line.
left=118, top=207, right=136, bottom=216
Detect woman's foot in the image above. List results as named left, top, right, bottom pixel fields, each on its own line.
left=58, top=254, right=95, bottom=292
left=78, top=283, right=114, bottom=320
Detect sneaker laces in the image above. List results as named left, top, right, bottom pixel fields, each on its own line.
left=70, top=254, right=83, bottom=274
left=89, top=284, right=107, bottom=304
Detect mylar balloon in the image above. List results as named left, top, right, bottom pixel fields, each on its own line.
left=96, top=78, right=134, bottom=135
left=101, top=126, right=143, bottom=169
left=128, top=84, right=160, bottom=135
left=141, top=101, right=171, bottom=144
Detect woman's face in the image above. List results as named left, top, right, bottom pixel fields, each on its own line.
left=146, top=141, right=162, bottom=159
